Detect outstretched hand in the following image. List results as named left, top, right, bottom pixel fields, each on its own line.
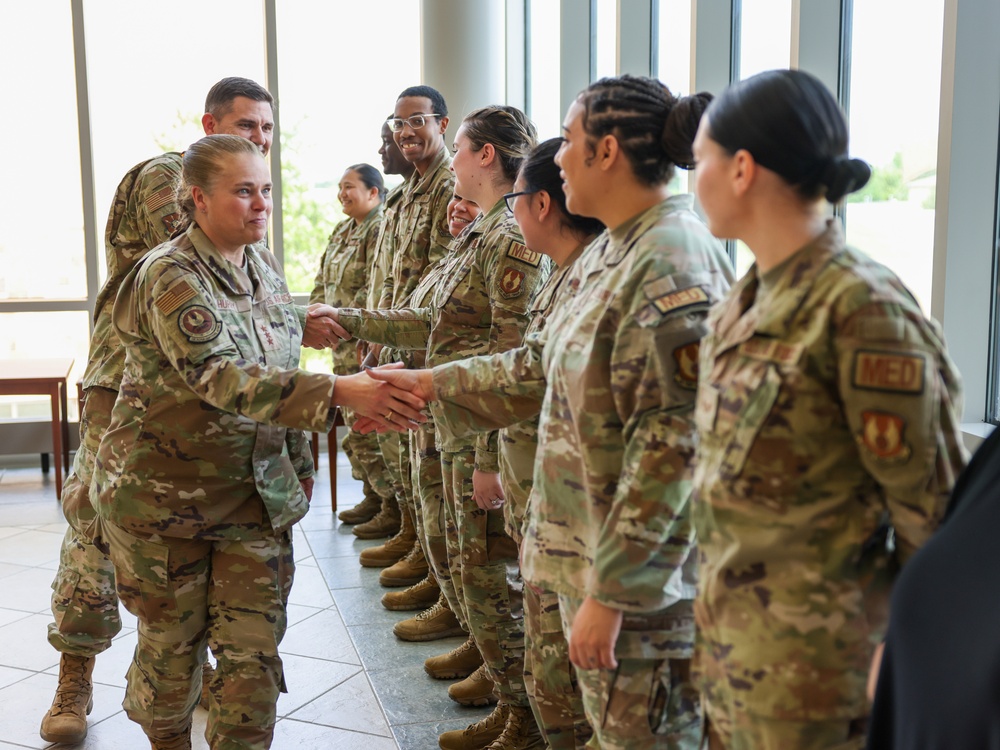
left=365, top=364, right=435, bottom=402
left=333, top=366, right=427, bottom=433
left=303, top=304, right=351, bottom=349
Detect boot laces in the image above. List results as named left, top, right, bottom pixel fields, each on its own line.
left=415, top=600, right=447, bottom=621
left=50, top=658, right=91, bottom=715
left=465, top=703, right=508, bottom=736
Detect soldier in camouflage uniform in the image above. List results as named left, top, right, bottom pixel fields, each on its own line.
left=335, top=106, right=549, bottom=750
left=338, top=122, right=417, bottom=526
left=91, top=135, right=424, bottom=750
left=39, top=77, right=289, bottom=746
left=370, top=78, right=732, bottom=750
left=308, top=164, right=387, bottom=522
left=688, top=70, right=967, bottom=750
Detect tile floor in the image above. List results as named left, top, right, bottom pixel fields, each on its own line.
left=0, top=450, right=489, bottom=749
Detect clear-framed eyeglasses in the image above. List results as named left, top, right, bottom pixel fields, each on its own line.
left=387, top=113, right=441, bottom=132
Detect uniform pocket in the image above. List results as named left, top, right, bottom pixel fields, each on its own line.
left=50, top=568, right=82, bottom=629
left=718, top=363, right=782, bottom=480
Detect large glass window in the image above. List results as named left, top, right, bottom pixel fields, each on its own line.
left=655, top=0, right=693, bottom=194
left=738, top=0, right=792, bottom=80
left=593, top=0, right=618, bottom=80
left=0, top=4, right=86, bottom=301
left=845, top=0, right=945, bottom=313
left=528, top=0, right=563, bottom=139
left=84, top=0, right=267, bottom=288
left=274, top=2, right=420, bottom=301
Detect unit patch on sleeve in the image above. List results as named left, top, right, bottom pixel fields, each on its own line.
left=852, top=350, right=925, bottom=394
left=506, top=242, right=542, bottom=267
left=155, top=280, right=197, bottom=315
left=161, top=213, right=183, bottom=234
left=858, top=410, right=911, bottom=463
left=178, top=305, right=222, bottom=343
left=672, top=342, right=700, bottom=389
left=651, top=286, right=709, bottom=315
left=499, top=267, right=526, bottom=298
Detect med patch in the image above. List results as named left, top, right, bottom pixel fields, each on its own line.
left=651, top=286, right=709, bottom=315
left=507, top=242, right=542, bottom=267
left=852, top=350, right=924, bottom=394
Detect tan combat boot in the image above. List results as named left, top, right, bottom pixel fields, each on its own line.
left=438, top=703, right=508, bottom=750
left=447, top=663, right=499, bottom=707
left=39, top=654, right=95, bottom=744
left=338, top=485, right=382, bottom=524
left=379, top=540, right=429, bottom=587
left=424, top=635, right=483, bottom=679
left=394, top=593, right=465, bottom=642
left=484, top=704, right=545, bottom=749
left=382, top=573, right=441, bottom=611
left=359, top=503, right=416, bottom=568
left=352, top=494, right=402, bottom=539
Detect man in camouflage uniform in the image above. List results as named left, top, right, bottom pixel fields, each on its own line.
left=692, top=219, right=967, bottom=749
left=338, top=122, right=415, bottom=526
left=39, top=77, right=295, bottom=745
left=355, top=87, right=458, bottom=632
left=423, top=195, right=734, bottom=749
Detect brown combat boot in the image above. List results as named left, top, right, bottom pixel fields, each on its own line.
left=379, top=540, right=429, bottom=587
left=447, top=663, right=499, bottom=707
left=359, top=502, right=416, bottom=568
left=438, top=703, right=508, bottom=750
left=352, top=494, right=402, bottom=539
left=382, top=573, right=441, bottom=611
left=425, top=635, right=483, bottom=679
left=484, top=704, right=545, bottom=749
left=39, top=654, right=95, bottom=744
left=338, top=486, right=382, bottom=524
left=198, top=661, right=215, bottom=710
left=394, top=593, right=465, bottom=642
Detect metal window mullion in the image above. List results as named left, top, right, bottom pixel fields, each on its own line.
left=263, top=0, right=284, bottom=267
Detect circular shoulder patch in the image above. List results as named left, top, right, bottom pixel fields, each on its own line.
left=178, top=305, right=222, bottom=343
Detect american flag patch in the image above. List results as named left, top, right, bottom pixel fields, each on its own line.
left=146, top=185, right=176, bottom=213
left=155, top=280, right=197, bottom=315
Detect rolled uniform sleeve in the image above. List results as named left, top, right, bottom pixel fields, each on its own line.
left=587, top=276, right=714, bottom=611
left=122, top=256, right=337, bottom=433
left=834, top=299, right=965, bottom=562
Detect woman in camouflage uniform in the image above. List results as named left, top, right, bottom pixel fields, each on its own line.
left=92, top=135, right=424, bottom=750
left=370, top=76, right=734, bottom=750
left=689, top=69, right=967, bottom=749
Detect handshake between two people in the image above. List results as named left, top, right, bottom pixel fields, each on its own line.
left=305, top=304, right=434, bottom=435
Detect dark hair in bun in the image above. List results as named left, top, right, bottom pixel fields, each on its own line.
left=518, top=138, right=604, bottom=236
left=577, top=74, right=713, bottom=187
left=705, top=68, right=871, bottom=203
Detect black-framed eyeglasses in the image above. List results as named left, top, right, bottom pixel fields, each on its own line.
left=503, top=190, right=537, bottom=212
left=387, top=114, right=441, bottom=132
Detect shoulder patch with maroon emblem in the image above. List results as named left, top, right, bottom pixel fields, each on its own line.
left=161, top=212, right=183, bottom=235
left=673, top=342, right=700, bottom=389
left=858, top=410, right=911, bottom=463
left=178, top=305, right=222, bottom=343
left=499, top=267, right=526, bottom=298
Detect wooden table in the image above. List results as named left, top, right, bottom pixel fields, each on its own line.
left=0, top=358, right=74, bottom=498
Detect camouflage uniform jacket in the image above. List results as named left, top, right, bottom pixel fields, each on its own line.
left=309, top=205, right=384, bottom=375
left=83, top=152, right=184, bottom=391
left=377, top=147, right=455, bottom=310
left=93, top=224, right=337, bottom=541
left=338, top=199, right=552, bottom=470
left=429, top=196, right=734, bottom=614
left=692, top=219, right=967, bottom=721
left=367, top=180, right=408, bottom=309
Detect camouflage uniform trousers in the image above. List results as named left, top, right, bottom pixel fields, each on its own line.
left=376, top=423, right=417, bottom=526
left=339, top=406, right=394, bottom=502
left=48, top=386, right=122, bottom=657
left=704, top=706, right=867, bottom=750
left=523, top=584, right=592, bottom=749
left=441, top=449, right=528, bottom=706
left=410, top=424, right=464, bottom=626
left=100, top=519, right=294, bottom=749
left=559, top=595, right=700, bottom=750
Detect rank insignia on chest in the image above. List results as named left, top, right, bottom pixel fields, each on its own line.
left=500, top=266, right=526, bottom=298
left=178, top=304, right=222, bottom=343
left=673, top=342, right=700, bottom=388
left=859, top=410, right=911, bottom=463
left=256, top=320, right=278, bottom=351
left=507, top=242, right=542, bottom=267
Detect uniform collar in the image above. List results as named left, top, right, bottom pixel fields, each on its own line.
left=408, top=147, right=452, bottom=197
left=188, top=224, right=256, bottom=298
left=603, top=194, right=694, bottom=266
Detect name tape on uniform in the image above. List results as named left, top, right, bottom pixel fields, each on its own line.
left=155, top=280, right=197, bottom=316
left=651, top=286, right=709, bottom=315
left=738, top=339, right=804, bottom=366
left=852, top=350, right=924, bottom=394
left=507, top=242, right=542, bottom=268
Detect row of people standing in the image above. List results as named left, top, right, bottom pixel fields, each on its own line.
left=339, top=70, right=968, bottom=750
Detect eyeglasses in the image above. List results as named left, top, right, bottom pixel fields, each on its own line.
left=503, top=190, right=537, bottom=212
left=387, top=114, right=441, bottom=132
